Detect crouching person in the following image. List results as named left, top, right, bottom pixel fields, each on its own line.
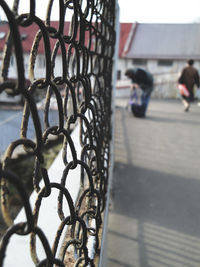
left=125, top=68, right=154, bottom=117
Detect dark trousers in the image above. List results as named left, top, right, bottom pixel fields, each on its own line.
left=131, top=95, right=150, bottom=118
left=131, top=104, right=146, bottom=117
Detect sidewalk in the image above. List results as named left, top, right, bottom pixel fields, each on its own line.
left=107, top=98, right=200, bottom=267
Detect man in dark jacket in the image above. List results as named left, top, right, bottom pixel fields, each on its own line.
left=125, top=68, right=154, bottom=117
left=179, top=59, right=200, bottom=103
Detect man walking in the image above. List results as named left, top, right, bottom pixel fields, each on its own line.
left=178, top=59, right=200, bottom=111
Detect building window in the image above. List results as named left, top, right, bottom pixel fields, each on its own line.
left=0, top=32, right=6, bottom=39
left=21, top=33, right=28, bottom=40
left=117, top=70, right=121, bottom=80
left=158, top=59, right=173, bottom=66
left=132, top=59, right=147, bottom=65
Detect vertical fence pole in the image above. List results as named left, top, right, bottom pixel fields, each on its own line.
left=98, top=1, right=120, bottom=266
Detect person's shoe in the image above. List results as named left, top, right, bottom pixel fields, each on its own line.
left=184, top=104, right=190, bottom=112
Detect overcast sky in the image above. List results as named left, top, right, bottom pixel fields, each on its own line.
left=1, top=0, right=200, bottom=23
left=118, top=0, right=200, bottom=23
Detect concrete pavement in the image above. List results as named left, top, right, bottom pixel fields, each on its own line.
left=107, top=98, right=200, bottom=267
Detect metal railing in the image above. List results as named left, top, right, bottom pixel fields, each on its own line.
left=0, top=0, right=116, bottom=266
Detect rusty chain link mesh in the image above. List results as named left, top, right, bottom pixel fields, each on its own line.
left=0, top=0, right=116, bottom=265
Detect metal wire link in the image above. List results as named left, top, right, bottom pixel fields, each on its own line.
left=0, top=0, right=116, bottom=266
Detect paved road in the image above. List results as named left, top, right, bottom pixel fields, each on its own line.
left=0, top=108, right=58, bottom=157
left=107, top=99, right=200, bottom=267
left=0, top=109, right=23, bottom=156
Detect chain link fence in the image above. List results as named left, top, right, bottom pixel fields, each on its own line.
left=0, top=0, right=117, bottom=265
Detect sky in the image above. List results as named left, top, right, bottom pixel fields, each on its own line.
left=1, top=0, right=200, bottom=24
left=118, top=0, right=200, bottom=23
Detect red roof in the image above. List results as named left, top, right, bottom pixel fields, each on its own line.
left=0, top=21, right=134, bottom=57
left=0, top=21, right=70, bottom=54
left=118, top=23, right=132, bottom=57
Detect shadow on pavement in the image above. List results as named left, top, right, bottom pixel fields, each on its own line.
left=107, top=100, right=200, bottom=266
left=108, top=163, right=200, bottom=267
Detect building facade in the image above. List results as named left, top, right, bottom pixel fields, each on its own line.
left=1, top=21, right=200, bottom=100
left=0, top=21, right=65, bottom=103
left=118, top=23, right=200, bottom=98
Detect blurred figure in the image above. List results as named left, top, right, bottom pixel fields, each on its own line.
left=178, top=59, right=200, bottom=111
left=125, top=68, right=154, bottom=117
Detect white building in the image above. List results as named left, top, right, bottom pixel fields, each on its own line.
left=118, top=22, right=200, bottom=98
left=1, top=21, right=200, bottom=100
left=0, top=21, right=66, bottom=103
